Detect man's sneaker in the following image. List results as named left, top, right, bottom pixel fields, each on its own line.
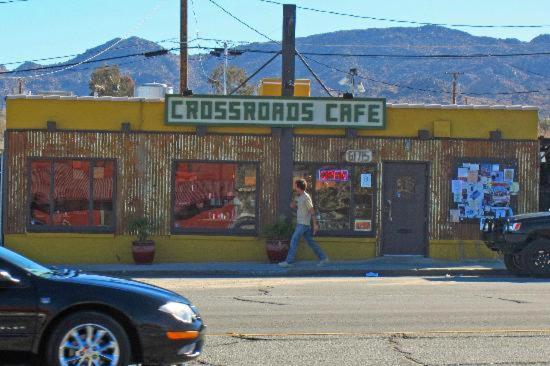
left=317, top=258, right=330, bottom=267
left=278, top=261, right=292, bottom=268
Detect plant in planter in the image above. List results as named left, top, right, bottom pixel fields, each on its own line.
left=128, top=216, right=156, bottom=265
left=261, top=216, right=294, bottom=263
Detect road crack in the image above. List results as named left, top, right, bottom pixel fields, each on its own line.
left=388, top=334, right=428, bottom=366
left=233, top=296, right=288, bottom=306
left=483, top=296, right=530, bottom=304
left=191, top=360, right=226, bottom=366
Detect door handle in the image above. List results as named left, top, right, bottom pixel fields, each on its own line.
left=386, top=199, right=392, bottom=222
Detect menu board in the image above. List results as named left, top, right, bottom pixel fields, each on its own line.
left=451, top=162, right=518, bottom=221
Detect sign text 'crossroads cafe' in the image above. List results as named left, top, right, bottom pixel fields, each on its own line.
left=166, top=95, right=386, bottom=128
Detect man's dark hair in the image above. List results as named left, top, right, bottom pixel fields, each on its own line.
left=295, top=179, right=307, bottom=191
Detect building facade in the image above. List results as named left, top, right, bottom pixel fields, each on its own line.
left=3, top=94, right=539, bottom=264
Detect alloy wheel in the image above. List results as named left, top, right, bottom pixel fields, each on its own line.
left=58, top=323, right=120, bottom=366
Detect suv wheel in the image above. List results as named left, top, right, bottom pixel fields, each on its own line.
left=503, top=253, right=528, bottom=276
left=522, top=239, right=550, bottom=277
left=46, top=311, right=131, bottom=366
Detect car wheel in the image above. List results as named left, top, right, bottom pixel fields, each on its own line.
left=522, top=239, right=550, bottom=278
left=503, top=253, right=529, bottom=276
left=46, top=311, right=131, bottom=366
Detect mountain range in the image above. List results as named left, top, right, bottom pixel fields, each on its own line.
left=1, top=26, right=549, bottom=116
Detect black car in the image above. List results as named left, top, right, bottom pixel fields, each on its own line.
left=0, top=246, right=205, bottom=365
left=482, top=211, right=550, bottom=277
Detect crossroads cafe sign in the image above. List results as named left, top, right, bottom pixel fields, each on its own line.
left=165, top=95, right=386, bottom=129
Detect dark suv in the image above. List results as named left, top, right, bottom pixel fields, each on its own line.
left=482, top=212, right=550, bottom=277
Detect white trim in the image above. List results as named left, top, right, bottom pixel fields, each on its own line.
left=4, top=95, right=540, bottom=111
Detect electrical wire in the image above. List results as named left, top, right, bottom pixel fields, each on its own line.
left=1, top=0, right=167, bottom=79
left=1, top=38, right=186, bottom=67
left=302, top=54, right=550, bottom=97
left=298, top=50, right=550, bottom=59
left=0, top=48, right=180, bottom=76
left=206, top=0, right=279, bottom=43
left=258, top=0, right=550, bottom=29
left=0, top=0, right=27, bottom=4
left=508, top=64, right=550, bottom=79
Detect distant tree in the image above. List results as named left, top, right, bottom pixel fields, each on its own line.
left=89, top=66, right=135, bottom=97
left=208, top=65, right=255, bottom=95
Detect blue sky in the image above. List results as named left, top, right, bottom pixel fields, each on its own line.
left=1, top=0, right=549, bottom=68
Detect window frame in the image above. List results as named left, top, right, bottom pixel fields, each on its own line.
left=171, top=159, right=261, bottom=236
left=27, top=157, right=117, bottom=233
left=293, top=162, right=378, bottom=238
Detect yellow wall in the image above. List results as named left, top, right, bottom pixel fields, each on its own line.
left=5, top=234, right=376, bottom=264
left=5, top=234, right=500, bottom=263
left=429, top=240, right=500, bottom=261
left=6, top=98, right=539, bottom=140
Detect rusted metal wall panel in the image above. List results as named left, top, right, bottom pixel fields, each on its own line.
left=5, top=131, right=279, bottom=235
left=6, top=131, right=538, bottom=242
left=294, top=136, right=539, bottom=241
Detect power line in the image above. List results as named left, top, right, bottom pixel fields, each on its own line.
left=258, top=0, right=550, bottom=29
left=0, top=48, right=178, bottom=76
left=206, top=0, right=279, bottom=43
left=0, top=0, right=27, bottom=4
left=302, top=55, right=550, bottom=97
left=297, top=50, right=550, bottom=59
left=508, top=64, right=550, bottom=79
left=0, top=38, right=187, bottom=67
left=2, top=0, right=167, bottom=80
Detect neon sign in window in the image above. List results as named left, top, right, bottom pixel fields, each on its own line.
left=318, top=169, right=349, bottom=182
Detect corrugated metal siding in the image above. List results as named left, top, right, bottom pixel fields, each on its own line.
left=5, top=131, right=279, bottom=235
left=294, top=136, right=539, bottom=241
left=6, top=131, right=538, bottom=242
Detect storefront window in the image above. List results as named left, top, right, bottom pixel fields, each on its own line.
left=293, top=164, right=376, bottom=235
left=172, top=162, right=258, bottom=234
left=29, top=159, right=115, bottom=231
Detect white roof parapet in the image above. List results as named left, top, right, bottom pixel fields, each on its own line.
left=4, top=95, right=540, bottom=111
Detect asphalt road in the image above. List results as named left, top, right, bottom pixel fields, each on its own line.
left=135, top=276, right=550, bottom=366
left=4, top=276, right=550, bottom=365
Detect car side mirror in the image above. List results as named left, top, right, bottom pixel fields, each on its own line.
left=0, top=270, right=21, bottom=285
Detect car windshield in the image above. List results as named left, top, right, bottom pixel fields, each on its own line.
left=0, top=246, right=54, bottom=278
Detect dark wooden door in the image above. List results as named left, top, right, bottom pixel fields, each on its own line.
left=382, top=162, right=428, bottom=255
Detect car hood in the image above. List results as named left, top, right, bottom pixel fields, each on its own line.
left=512, top=211, right=550, bottom=221
left=53, top=272, right=190, bottom=304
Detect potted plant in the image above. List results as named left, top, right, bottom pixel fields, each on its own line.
left=261, top=216, right=294, bottom=263
left=128, top=216, right=156, bottom=265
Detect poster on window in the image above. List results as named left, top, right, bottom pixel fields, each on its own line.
left=354, top=219, right=372, bottom=231
left=451, top=162, right=518, bottom=221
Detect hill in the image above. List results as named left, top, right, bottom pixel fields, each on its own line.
left=1, top=26, right=549, bottom=115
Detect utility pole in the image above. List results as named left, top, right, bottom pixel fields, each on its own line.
left=17, top=78, right=24, bottom=94
left=210, top=45, right=244, bottom=95
left=180, top=0, right=188, bottom=94
left=446, top=71, right=463, bottom=104
left=223, top=42, right=228, bottom=95
left=277, top=3, right=296, bottom=221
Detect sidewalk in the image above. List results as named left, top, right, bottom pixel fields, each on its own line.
left=67, top=257, right=508, bottom=278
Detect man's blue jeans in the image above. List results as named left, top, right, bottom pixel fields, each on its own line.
left=285, top=224, right=327, bottom=263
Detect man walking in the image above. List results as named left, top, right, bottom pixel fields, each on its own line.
left=279, top=179, right=329, bottom=267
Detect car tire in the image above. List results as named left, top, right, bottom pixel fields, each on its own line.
left=45, top=311, right=131, bottom=366
left=503, top=253, right=529, bottom=276
left=521, top=239, right=550, bottom=278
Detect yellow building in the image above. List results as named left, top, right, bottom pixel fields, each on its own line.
left=3, top=90, right=539, bottom=264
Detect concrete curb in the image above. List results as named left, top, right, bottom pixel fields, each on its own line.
left=85, top=268, right=511, bottom=278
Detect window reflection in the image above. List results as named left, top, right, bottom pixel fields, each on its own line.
left=292, top=164, right=376, bottom=234
left=173, top=162, right=257, bottom=232
left=30, top=159, right=115, bottom=229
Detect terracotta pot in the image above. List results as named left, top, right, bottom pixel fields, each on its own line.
left=265, top=239, right=290, bottom=263
left=132, top=240, right=155, bottom=264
